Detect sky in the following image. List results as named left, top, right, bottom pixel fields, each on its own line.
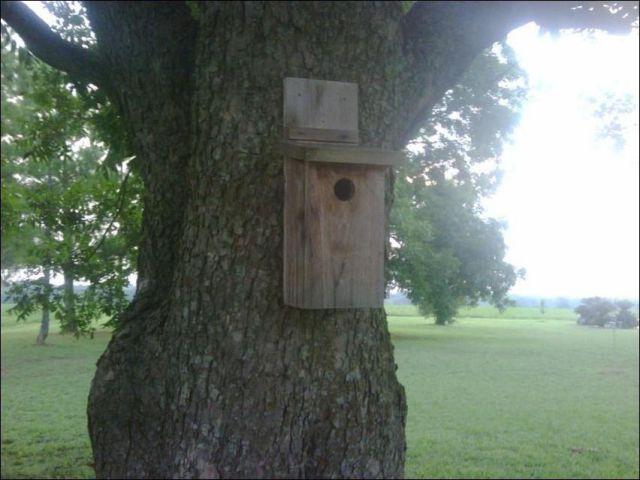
left=18, top=3, right=640, bottom=300
left=483, top=23, right=639, bottom=299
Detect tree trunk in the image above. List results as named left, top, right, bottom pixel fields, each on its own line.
left=61, top=267, right=76, bottom=334
left=36, top=266, right=51, bottom=345
left=83, top=3, right=507, bottom=478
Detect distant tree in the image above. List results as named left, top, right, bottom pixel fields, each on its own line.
left=575, top=298, right=639, bottom=329
left=614, top=300, right=639, bottom=329
left=539, top=299, right=546, bottom=314
left=575, top=297, right=616, bottom=327
left=389, top=43, right=526, bottom=325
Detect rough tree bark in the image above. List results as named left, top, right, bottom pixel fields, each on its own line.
left=2, top=1, right=635, bottom=478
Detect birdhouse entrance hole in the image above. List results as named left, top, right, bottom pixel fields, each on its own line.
left=334, top=178, right=355, bottom=201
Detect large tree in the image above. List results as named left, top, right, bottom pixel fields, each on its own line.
left=2, top=1, right=637, bottom=478
left=390, top=43, right=527, bottom=325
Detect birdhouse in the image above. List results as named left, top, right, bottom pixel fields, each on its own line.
left=282, top=77, right=403, bottom=309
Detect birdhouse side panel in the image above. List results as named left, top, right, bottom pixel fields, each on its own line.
left=283, top=158, right=308, bottom=308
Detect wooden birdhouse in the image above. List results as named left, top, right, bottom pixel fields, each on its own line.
left=282, top=77, right=403, bottom=309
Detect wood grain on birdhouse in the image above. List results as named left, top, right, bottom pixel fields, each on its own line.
left=283, top=77, right=358, bottom=137
left=284, top=159, right=386, bottom=308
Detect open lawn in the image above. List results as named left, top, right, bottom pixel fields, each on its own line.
left=1, top=305, right=638, bottom=478
left=389, top=305, right=639, bottom=479
left=1, top=307, right=109, bottom=479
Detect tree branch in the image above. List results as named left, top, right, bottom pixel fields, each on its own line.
left=0, top=0, right=108, bottom=87
left=399, top=2, right=518, bottom=144
left=81, top=169, right=132, bottom=265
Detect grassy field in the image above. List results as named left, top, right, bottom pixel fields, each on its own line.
left=1, top=305, right=638, bottom=478
left=1, top=307, right=109, bottom=479
left=388, top=305, right=639, bottom=479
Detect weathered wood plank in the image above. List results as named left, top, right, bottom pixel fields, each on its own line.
left=280, top=141, right=404, bottom=166
left=303, top=163, right=385, bottom=308
left=283, top=157, right=307, bottom=308
left=286, top=126, right=359, bottom=144
left=283, top=77, right=358, bottom=132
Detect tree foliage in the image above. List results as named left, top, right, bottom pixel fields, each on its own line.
left=1, top=10, right=141, bottom=338
left=613, top=299, right=640, bottom=329
left=389, top=44, right=527, bottom=324
left=588, top=90, right=639, bottom=151
left=575, top=297, right=639, bottom=328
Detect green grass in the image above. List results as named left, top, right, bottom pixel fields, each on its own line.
left=386, top=305, right=639, bottom=479
left=1, top=305, right=638, bottom=478
left=1, top=306, right=110, bottom=479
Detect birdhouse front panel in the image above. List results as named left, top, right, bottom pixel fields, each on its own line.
left=284, top=159, right=385, bottom=309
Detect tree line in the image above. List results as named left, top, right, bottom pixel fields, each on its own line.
left=575, top=297, right=639, bottom=329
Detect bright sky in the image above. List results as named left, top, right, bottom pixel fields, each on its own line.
left=484, top=23, right=639, bottom=299
left=19, top=3, right=640, bottom=300
left=24, top=1, right=55, bottom=22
